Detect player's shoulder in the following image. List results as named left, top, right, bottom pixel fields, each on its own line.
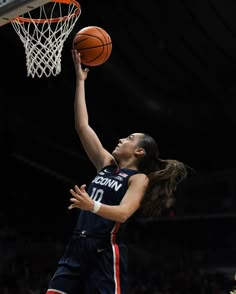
left=129, top=172, right=149, bottom=184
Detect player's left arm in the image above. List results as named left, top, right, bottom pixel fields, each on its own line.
left=68, top=173, right=149, bottom=222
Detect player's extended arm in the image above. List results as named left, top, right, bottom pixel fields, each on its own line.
left=68, top=173, right=149, bottom=222
left=72, top=50, right=114, bottom=171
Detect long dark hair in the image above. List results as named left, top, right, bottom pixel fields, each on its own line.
left=137, top=133, right=188, bottom=217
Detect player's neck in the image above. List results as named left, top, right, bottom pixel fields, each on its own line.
left=118, top=159, right=138, bottom=170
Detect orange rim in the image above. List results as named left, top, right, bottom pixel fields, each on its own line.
left=12, top=0, right=81, bottom=24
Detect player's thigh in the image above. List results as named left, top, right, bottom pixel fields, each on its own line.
left=47, top=265, right=85, bottom=294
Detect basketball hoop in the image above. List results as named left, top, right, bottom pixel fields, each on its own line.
left=10, top=0, right=81, bottom=78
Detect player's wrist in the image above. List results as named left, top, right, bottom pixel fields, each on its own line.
left=76, top=78, right=85, bottom=83
left=91, top=200, right=101, bottom=213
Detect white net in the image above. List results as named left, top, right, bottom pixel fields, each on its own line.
left=11, top=0, right=81, bottom=78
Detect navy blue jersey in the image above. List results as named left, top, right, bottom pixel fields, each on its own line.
left=48, top=165, right=141, bottom=294
left=73, top=165, right=140, bottom=237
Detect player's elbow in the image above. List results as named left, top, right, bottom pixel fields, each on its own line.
left=118, top=214, right=129, bottom=223
left=118, top=205, right=139, bottom=223
left=75, top=122, right=86, bottom=133
left=115, top=209, right=129, bottom=223
left=75, top=123, right=90, bottom=137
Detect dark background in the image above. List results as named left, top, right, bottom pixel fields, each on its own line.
left=1, top=0, right=236, bottom=218
left=0, top=0, right=236, bottom=293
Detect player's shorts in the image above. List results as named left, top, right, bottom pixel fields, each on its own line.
left=47, top=234, right=128, bottom=294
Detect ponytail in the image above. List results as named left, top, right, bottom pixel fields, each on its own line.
left=136, top=133, right=188, bottom=217
left=140, top=158, right=188, bottom=217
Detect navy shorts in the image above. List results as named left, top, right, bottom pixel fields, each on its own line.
left=47, top=235, right=128, bottom=294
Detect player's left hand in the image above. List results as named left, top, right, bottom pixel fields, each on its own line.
left=68, top=184, right=94, bottom=211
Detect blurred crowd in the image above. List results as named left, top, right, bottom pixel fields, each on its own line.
left=0, top=223, right=235, bottom=294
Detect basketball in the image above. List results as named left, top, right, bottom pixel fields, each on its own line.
left=73, top=26, right=112, bottom=66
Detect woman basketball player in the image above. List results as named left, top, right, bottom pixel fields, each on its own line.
left=45, top=50, right=188, bottom=294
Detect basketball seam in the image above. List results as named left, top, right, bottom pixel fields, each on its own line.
left=73, top=43, right=112, bottom=50
left=96, top=27, right=111, bottom=43
left=86, top=46, right=108, bottom=64
left=96, top=27, right=111, bottom=63
left=74, top=34, right=110, bottom=45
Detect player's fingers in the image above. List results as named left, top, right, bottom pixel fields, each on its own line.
left=72, top=49, right=78, bottom=60
left=80, top=184, right=86, bottom=192
left=68, top=204, right=75, bottom=210
left=75, top=186, right=83, bottom=195
left=75, top=184, right=86, bottom=194
left=69, top=188, right=79, bottom=198
left=70, top=198, right=79, bottom=204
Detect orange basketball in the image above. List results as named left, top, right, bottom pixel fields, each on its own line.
left=73, top=26, right=112, bottom=66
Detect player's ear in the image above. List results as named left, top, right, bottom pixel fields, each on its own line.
left=135, top=147, right=145, bottom=156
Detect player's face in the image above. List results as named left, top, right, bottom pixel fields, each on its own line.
left=112, top=133, right=144, bottom=159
